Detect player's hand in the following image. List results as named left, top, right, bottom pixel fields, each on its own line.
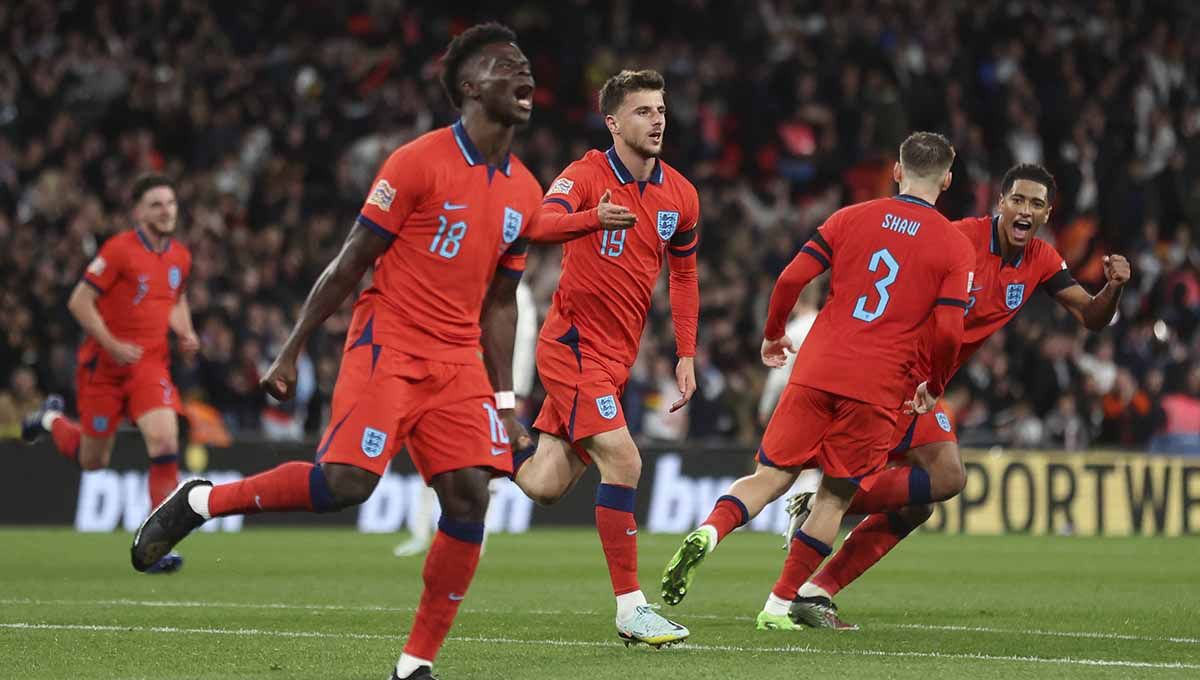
left=1103, top=254, right=1131, bottom=288
left=500, top=409, right=533, bottom=453
left=260, top=354, right=298, bottom=401
left=596, top=189, right=637, bottom=230
left=178, top=330, right=200, bottom=357
left=904, top=382, right=937, bottom=415
left=670, top=356, right=697, bottom=413
left=761, top=335, right=795, bottom=368
left=107, top=340, right=144, bottom=366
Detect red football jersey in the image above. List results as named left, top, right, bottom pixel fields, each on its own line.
left=788, top=195, right=975, bottom=407
left=80, top=229, right=191, bottom=365
left=351, top=120, right=543, bottom=363
left=538, top=147, right=700, bottom=365
left=911, top=215, right=1076, bottom=380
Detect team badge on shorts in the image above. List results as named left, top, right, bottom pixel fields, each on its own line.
left=656, top=211, right=679, bottom=240
left=168, top=265, right=182, bottom=290
left=92, top=416, right=109, bottom=433
left=935, top=412, right=952, bottom=432
left=361, top=427, right=388, bottom=458
left=503, top=207, right=523, bottom=243
left=1005, top=283, right=1025, bottom=310
left=596, top=395, right=618, bottom=420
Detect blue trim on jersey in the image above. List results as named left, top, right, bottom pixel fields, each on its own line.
left=497, top=265, right=524, bottom=280
left=668, top=243, right=699, bottom=258
left=452, top=119, right=512, bottom=176
left=438, top=516, right=486, bottom=544
left=82, top=278, right=105, bottom=294
left=134, top=227, right=171, bottom=254
left=349, top=316, right=375, bottom=349
left=596, top=483, right=637, bottom=512
left=800, top=245, right=831, bottom=269
left=990, top=216, right=1024, bottom=267
left=543, top=197, right=574, bottom=213
left=756, top=446, right=780, bottom=468
left=356, top=214, right=397, bottom=242
left=893, top=194, right=935, bottom=209
left=314, top=408, right=356, bottom=463
left=604, top=146, right=663, bottom=185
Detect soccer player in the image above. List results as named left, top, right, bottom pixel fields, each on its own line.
left=22, top=174, right=197, bottom=574
left=129, top=23, right=624, bottom=680
left=660, top=132, right=975, bottom=632
left=507, top=70, right=700, bottom=647
left=777, top=163, right=1131, bottom=628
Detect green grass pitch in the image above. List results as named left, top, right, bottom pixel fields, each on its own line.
left=1, top=528, right=1196, bottom=679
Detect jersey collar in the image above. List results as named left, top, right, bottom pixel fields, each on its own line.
left=990, top=215, right=1024, bottom=267
left=605, top=146, right=663, bottom=186
left=451, top=119, right=512, bottom=177
left=892, top=193, right=935, bottom=209
left=134, top=227, right=171, bottom=255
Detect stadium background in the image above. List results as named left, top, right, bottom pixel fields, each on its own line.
left=0, top=0, right=1198, bottom=457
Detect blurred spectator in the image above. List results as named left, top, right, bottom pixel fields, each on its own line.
left=0, top=366, right=42, bottom=439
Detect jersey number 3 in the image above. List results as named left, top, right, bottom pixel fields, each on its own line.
left=851, top=248, right=900, bottom=323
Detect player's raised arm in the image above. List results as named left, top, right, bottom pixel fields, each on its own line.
left=1052, top=254, right=1130, bottom=331
left=666, top=222, right=699, bottom=412
left=761, top=234, right=832, bottom=367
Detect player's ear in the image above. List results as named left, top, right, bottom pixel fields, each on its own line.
left=604, top=114, right=619, bottom=136
left=942, top=170, right=952, bottom=191
left=892, top=162, right=902, bottom=184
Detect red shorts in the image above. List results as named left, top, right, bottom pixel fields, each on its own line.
left=757, top=384, right=898, bottom=488
left=76, top=358, right=181, bottom=437
left=887, top=400, right=957, bottom=462
left=316, top=344, right=511, bottom=482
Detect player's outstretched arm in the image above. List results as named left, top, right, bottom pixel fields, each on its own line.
left=261, top=223, right=390, bottom=400
left=523, top=189, right=635, bottom=243
left=480, top=271, right=532, bottom=450
left=67, top=281, right=142, bottom=365
left=1054, top=254, right=1131, bottom=331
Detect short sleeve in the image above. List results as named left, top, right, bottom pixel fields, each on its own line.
left=1037, top=242, right=1077, bottom=295
left=356, top=146, right=428, bottom=241
left=540, top=161, right=598, bottom=214
left=82, top=237, right=127, bottom=293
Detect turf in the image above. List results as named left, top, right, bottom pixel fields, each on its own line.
left=0, top=528, right=1195, bottom=679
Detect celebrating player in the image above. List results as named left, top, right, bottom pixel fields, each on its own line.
left=507, top=70, right=700, bottom=647
left=777, top=163, right=1131, bottom=628
left=661, top=132, right=974, bottom=632
left=23, top=174, right=197, bottom=574
left=129, top=23, right=625, bottom=680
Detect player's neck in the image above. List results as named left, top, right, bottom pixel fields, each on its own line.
left=138, top=225, right=168, bottom=251
left=459, top=109, right=514, bottom=167
left=996, top=226, right=1025, bottom=261
left=896, top=182, right=940, bottom=208
left=612, top=141, right=655, bottom=182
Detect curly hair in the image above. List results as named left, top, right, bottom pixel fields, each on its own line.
left=1001, top=163, right=1057, bottom=204
left=129, top=173, right=175, bottom=205
left=439, top=22, right=518, bottom=109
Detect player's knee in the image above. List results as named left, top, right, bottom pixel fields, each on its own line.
left=929, top=457, right=966, bottom=501
left=434, top=469, right=491, bottom=523
left=144, top=434, right=178, bottom=459
left=77, top=452, right=107, bottom=471
left=319, top=464, right=379, bottom=508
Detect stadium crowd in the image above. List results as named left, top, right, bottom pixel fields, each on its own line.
left=1, top=0, right=1198, bottom=452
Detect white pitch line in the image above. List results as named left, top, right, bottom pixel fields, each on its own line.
left=2, top=597, right=1196, bottom=646
left=1, top=622, right=1196, bottom=671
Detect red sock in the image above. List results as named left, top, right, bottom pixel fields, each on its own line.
left=50, top=417, right=80, bottom=461
left=848, top=466, right=931, bottom=514
left=771, top=530, right=832, bottom=600
left=811, top=513, right=914, bottom=597
left=208, top=461, right=325, bottom=517
left=595, top=483, right=639, bottom=596
left=403, top=519, right=484, bottom=661
left=148, top=455, right=179, bottom=507
left=702, top=494, right=749, bottom=542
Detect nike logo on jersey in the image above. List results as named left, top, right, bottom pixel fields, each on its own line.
left=491, top=447, right=508, bottom=456
left=969, top=285, right=984, bottom=292
left=625, top=528, right=638, bottom=536
left=449, top=593, right=466, bottom=601
left=443, top=201, right=468, bottom=211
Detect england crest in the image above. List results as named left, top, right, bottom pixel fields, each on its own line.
left=656, top=210, right=679, bottom=240
left=935, top=412, right=952, bottom=432
left=596, top=395, right=618, bottom=420
left=92, top=416, right=109, bottom=433
left=503, top=207, right=523, bottom=243
left=168, top=265, right=182, bottom=290
left=361, top=427, right=388, bottom=458
left=1005, top=283, right=1025, bottom=310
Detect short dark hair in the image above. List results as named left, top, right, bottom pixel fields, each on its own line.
left=1001, top=163, right=1057, bottom=204
left=439, top=22, right=518, bottom=109
left=598, top=69, right=665, bottom=116
left=130, top=173, right=174, bottom=205
left=899, top=132, right=955, bottom=179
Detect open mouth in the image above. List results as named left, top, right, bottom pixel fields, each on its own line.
left=648, top=130, right=662, bottom=144
left=1013, top=219, right=1033, bottom=236
left=514, top=84, right=534, bottom=111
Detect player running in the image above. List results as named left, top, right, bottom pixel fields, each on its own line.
left=23, top=174, right=197, bottom=574
left=776, top=163, right=1131, bottom=628
left=129, top=23, right=625, bottom=680
left=508, top=70, right=700, bottom=647
left=661, top=132, right=974, bottom=632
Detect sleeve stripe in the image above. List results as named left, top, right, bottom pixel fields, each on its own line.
left=800, top=245, right=831, bottom=270
left=669, top=229, right=698, bottom=247
left=936, top=298, right=969, bottom=309
left=542, top=197, right=574, bottom=213
left=356, top=214, right=397, bottom=242
left=811, top=232, right=833, bottom=257
left=497, top=265, right=524, bottom=280
left=1042, top=269, right=1077, bottom=295
left=668, top=243, right=699, bottom=257
left=82, top=278, right=104, bottom=294
left=505, top=238, right=529, bottom=255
